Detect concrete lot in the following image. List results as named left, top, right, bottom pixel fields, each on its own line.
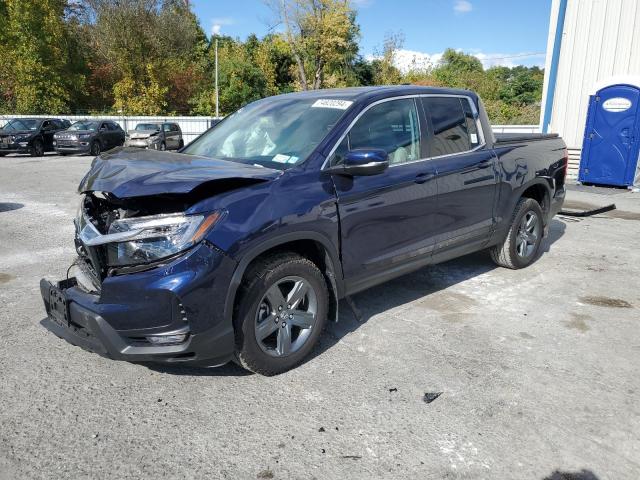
left=0, top=153, right=639, bottom=480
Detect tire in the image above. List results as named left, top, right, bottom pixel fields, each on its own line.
left=159, top=142, right=166, bottom=151
left=490, top=197, right=544, bottom=269
left=234, top=252, right=329, bottom=376
left=90, top=141, right=101, bottom=156
left=178, top=139, right=184, bottom=149
left=30, top=139, right=44, bottom=157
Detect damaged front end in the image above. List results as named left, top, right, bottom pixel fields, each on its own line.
left=73, top=192, right=223, bottom=287
left=39, top=149, right=280, bottom=365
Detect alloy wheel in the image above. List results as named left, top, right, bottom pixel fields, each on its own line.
left=516, top=211, right=540, bottom=258
left=254, top=276, right=318, bottom=357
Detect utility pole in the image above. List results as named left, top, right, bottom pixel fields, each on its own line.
left=215, top=36, right=219, bottom=118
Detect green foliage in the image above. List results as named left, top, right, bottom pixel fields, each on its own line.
left=0, top=1, right=544, bottom=123
left=0, top=0, right=86, bottom=114
left=405, top=49, right=544, bottom=124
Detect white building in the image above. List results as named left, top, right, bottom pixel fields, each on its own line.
left=540, top=0, right=640, bottom=180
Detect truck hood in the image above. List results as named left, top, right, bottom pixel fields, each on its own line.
left=78, top=147, right=281, bottom=198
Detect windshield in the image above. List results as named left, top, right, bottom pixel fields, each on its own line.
left=135, top=123, right=161, bottom=131
left=69, top=121, right=98, bottom=131
left=182, top=96, right=352, bottom=169
left=3, top=119, right=40, bottom=131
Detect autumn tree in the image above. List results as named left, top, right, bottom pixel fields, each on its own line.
left=0, top=0, right=86, bottom=114
left=269, top=0, right=360, bottom=90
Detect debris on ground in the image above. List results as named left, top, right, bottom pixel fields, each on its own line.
left=423, top=392, right=443, bottom=404
left=341, top=455, right=362, bottom=460
left=257, top=469, right=274, bottom=479
left=318, top=427, right=325, bottom=432
left=388, top=388, right=398, bottom=393
left=559, top=203, right=616, bottom=217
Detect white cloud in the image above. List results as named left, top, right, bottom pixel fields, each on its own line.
left=375, top=49, right=546, bottom=73
left=453, top=0, right=473, bottom=14
left=211, top=17, right=234, bottom=36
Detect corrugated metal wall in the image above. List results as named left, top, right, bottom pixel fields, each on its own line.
left=543, top=0, right=640, bottom=152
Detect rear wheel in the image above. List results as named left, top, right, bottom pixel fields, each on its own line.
left=490, top=197, right=544, bottom=269
left=178, top=139, right=184, bottom=149
left=30, top=139, right=44, bottom=157
left=159, top=141, right=166, bottom=151
left=234, top=253, right=329, bottom=376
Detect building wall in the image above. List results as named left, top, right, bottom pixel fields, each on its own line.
left=541, top=0, right=640, bottom=156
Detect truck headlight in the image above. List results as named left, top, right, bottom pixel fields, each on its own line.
left=104, top=212, right=223, bottom=266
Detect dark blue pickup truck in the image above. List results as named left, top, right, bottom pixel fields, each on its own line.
left=40, top=86, right=567, bottom=375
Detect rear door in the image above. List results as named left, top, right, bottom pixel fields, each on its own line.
left=41, top=120, right=56, bottom=150
left=421, top=96, right=497, bottom=254
left=329, top=97, right=439, bottom=291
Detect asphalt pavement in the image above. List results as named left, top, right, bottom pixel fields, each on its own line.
left=1, top=153, right=639, bottom=479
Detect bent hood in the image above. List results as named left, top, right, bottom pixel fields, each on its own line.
left=78, top=147, right=281, bottom=198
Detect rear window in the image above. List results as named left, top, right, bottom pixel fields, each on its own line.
left=422, top=97, right=478, bottom=157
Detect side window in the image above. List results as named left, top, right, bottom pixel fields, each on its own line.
left=422, top=97, right=472, bottom=156
left=42, top=120, right=52, bottom=130
left=172, top=124, right=180, bottom=132
left=331, top=136, right=349, bottom=166
left=163, top=124, right=171, bottom=132
left=100, top=123, right=108, bottom=130
left=332, top=98, right=421, bottom=166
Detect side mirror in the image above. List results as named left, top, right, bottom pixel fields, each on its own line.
left=325, top=148, right=389, bottom=176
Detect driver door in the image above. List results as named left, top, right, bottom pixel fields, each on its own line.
left=329, top=97, right=439, bottom=293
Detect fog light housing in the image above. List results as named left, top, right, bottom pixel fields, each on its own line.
left=146, top=332, right=188, bottom=345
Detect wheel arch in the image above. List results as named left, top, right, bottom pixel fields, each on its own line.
left=223, top=232, right=344, bottom=329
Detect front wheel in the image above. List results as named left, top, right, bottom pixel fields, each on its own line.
left=30, top=139, right=44, bottom=157
left=490, top=197, right=544, bottom=269
left=234, top=253, right=329, bottom=376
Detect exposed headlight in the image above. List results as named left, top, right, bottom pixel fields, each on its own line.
left=77, top=209, right=223, bottom=267
left=147, top=135, right=161, bottom=144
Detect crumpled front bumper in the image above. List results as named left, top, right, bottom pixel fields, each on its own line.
left=40, top=242, right=238, bottom=366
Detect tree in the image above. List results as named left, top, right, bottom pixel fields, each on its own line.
left=371, top=32, right=403, bottom=85
left=0, top=0, right=86, bottom=114
left=269, top=0, right=360, bottom=90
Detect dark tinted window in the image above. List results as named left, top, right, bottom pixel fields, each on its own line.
left=336, top=98, right=420, bottom=166
left=171, top=124, right=180, bottom=132
left=163, top=124, right=171, bottom=132
left=107, top=122, right=120, bottom=130
left=423, top=97, right=473, bottom=156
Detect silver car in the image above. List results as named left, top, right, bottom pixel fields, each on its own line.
left=125, top=122, right=183, bottom=151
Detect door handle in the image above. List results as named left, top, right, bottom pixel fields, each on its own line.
left=477, top=160, right=492, bottom=169
left=414, top=172, right=435, bottom=184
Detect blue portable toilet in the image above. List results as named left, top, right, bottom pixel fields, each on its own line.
left=579, top=78, right=640, bottom=187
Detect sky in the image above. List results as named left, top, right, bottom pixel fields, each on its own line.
left=190, top=0, right=552, bottom=71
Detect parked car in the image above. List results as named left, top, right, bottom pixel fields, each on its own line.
left=0, top=118, right=69, bottom=156
left=54, top=120, right=125, bottom=156
left=40, top=86, right=567, bottom=375
left=125, top=122, right=183, bottom=151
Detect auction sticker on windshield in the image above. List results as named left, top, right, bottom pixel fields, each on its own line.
left=312, top=99, right=353, bottom=110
